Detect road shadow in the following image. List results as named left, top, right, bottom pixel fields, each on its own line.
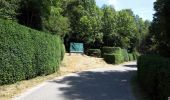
left=124, top=64, right=137, bottom=68
left=50, top=64, right=137, bottom=100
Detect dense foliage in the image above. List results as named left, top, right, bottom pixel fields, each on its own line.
left=0, top=19, right=64, bottom=85
left=63, top=0, right=103, bottom=50
left=103, top=53, right=123, bottom=64
left=137, top=1, right=170, bottom=99
left=103, top=47, right=138, bottom=64
left=102, top=47, right=125, bottom=64
left=16, top=0, right=70, bottom=37
left=138, top=55, right=170, bottom=100
left=86, top=49, right=101, bottom=57
left=0, top=0, right=149, bottom=53
left=102, top=47, right=121, bottom=56
left=0, top=0, right=21, bottom=20
left=102, top=47, right=123, bottom=64
left=0, top=0, right=152, bottom=86
left=62, top=0, right=149, bottom=52
left=149, top=0, right=170, bottom=57
left=121, top=49, right=129, bottom=62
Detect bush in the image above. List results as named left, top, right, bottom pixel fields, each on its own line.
left=103, top=53, right=122, bottom=64
left=61, top=44, right=65, bottom=61
left=132, top=52, right=140, bottom=60
left=102, top=47, right=124, bottom=64
left=138, top=55, right=170, bottom=100
left=102, top=47, right=121, bottom=56
left=121, top=49, right=129, bottom=62
left=0, top=19, right=64, bottom=85
left=128, top=53, right=134, bottom=61
left=87, top=49, right=101, bottom=57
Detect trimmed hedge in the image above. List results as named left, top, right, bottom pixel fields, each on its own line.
left=103, top=53, right=122, bottom=64
left=103, top=47, right=124, bottom=64
left=0, top=19, right=64, bottom=85
left=132, top=52, right=140, bottom=60
left=87, top=49, right=101, bottom=57
left=102, top=47, right=121, bottom=56
left=128, top=53, right=134, bottom=61
left=128, top=52, right=140, bottom=61
left=121, top=49, right=129, bottom=62
left=138, top=55, right=170, bottom=100
left=61, top=44, right=65, bottom=61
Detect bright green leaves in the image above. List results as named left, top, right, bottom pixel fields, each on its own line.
left=116, top=10, right=138, bottom=50
left=42, top=0, right=70, bottom=37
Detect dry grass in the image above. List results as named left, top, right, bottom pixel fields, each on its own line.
left=60, top=53, right=112, bottom=73
left=0, top=53, right=112, bottom=100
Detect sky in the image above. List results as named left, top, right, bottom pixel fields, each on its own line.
left=96, top=0, right=156, bottom=21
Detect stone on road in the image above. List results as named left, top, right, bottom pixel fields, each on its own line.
left=14, top=62, right=137, bottom=100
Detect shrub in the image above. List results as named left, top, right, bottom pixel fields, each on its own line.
left=121, top=49, right=129, bottom=62
left=61, top=44, right=65, bottom=61
left=132, top=51, right=140, bottom=60
left=102, top=47, right=121, bottom=56
left=128, top=53, right=134, bottom=61
left=138, top=55, right=170, bottom=100
left=102, top=47, right=124, bottom=64
left=0, top=19, right=64, bottom=85
left=87, top=49, right=101, bottom=57
left=103, top=53, right=122, bottom=64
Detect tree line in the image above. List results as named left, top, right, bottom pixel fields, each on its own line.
left=148, top=0, right=170, bottom=57
left=0, top=0, right=150, bottom=53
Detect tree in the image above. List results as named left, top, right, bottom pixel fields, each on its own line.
left=1, top=0, right=149, bottom=53
left=42, top=0, right=70, bottom=37
left=17, top=0, right=46, bottom=29
left=0, top=0, right=21, bottom=20
left=101, top=5, right=118, bottom=47
left=150, top=0, right=170, bottom=57
left=136, top=18, right=152, bottom=53
left=63, top=0, right=103, bottom=50
left=17, top=0, right=70, bottom=37
left=116, top=9, right=138, bottom=51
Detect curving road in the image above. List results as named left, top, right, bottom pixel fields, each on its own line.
left=14, top=62, right=137, bottom=100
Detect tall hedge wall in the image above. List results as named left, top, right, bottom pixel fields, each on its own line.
left=0, top=19, right=64, bottom=85
left=138, top=55, right=170, bottom=100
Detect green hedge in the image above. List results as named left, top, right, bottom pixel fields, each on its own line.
left=102, top=47, right=121, bottom=56
left=128, top=53, right=134, bottom=61
left=103, top=47, right=124, bottom=64
left=138, top=55, right=170, bottom=100
left=103, top=53, right=122, bottom=64
left=0, top=19, right=64, bottom=85
left=121, top=49, right=129, bottom=62
left=132, top=52, right=140, bottom=60
left=61, top=44, right=65, bottom=61
left=87, top=49, right=101, bottom=57
left=128, top=52, right=140, bottom=61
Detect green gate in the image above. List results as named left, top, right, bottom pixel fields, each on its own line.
left=70, top=43, right=84, bottom=53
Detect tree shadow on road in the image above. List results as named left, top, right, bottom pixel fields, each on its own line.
left=50, top=64, right=138, bottom=100
left=124, top=64, right=137, bottom=68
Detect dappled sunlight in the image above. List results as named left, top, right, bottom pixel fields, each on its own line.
left=13, top=61, right=138, bottom=100
left=50, top=63, right=137, bottom=100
